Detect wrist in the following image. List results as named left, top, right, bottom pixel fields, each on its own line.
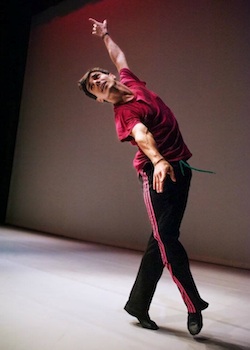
left=153, top=158, right=165, bottom=167
left=102, top=32, right=109, bottom=39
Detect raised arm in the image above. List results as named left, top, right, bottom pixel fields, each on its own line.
left=89, top=18, right=128, bottom=72
left=131, top=123, right=176, bottom=193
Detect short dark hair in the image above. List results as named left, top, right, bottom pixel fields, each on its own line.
left=78, top=67, right=110, bottom=100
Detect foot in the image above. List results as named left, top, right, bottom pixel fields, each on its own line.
left=137, top=316, right=159, bottom=330
left=187, top=311, right=203, bottom=336
left=124, top=305, right=159, bottom=330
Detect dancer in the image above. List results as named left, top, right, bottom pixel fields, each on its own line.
left=78, top=18, right=209, bottom=335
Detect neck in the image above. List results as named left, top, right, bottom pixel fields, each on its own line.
left=108, top=81, right=134, bottom=105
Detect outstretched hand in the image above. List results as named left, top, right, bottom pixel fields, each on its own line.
left=89, top=18, right=108, bottom=38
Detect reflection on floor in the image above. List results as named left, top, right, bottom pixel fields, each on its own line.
left=0, top=226, right=249, bottom=350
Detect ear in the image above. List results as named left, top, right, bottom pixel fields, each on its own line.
left=97, top=97, right=105, bottom=103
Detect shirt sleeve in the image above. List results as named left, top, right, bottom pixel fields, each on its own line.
left=119, top=68, right=146, bottom=87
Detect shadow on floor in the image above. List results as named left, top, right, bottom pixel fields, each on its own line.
left=132, top=322, right=249, bottom=350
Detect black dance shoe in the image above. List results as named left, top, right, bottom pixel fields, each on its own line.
left=124, top=304, right=159, bottom=330
left=137, top=316, right=159, bottom=330
left=187, top=311, right=203, bottom=335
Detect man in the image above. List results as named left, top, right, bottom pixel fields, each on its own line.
left=78, top=18, right=209, bottom=335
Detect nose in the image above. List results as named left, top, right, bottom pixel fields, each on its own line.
left=94, top=78, right=100, bottom=86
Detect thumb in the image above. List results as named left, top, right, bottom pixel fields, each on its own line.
left=103, top=19, right=107, bottom=27
left=169, top=169, right=176, bottom=182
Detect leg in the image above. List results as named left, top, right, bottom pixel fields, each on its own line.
left=124, top=163, right=208, bottom=333
left=124, top=233, right=163, bottom=329
left=143, top=163, right=208, bottom=313
left=125, top=233, right=164, bottom=315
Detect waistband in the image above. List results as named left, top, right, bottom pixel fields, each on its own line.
left=142, top=159, right=215, bottom=176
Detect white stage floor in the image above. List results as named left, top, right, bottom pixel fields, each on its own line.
left=0, top=226, right=249, bottom=350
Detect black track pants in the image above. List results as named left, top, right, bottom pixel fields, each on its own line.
left=125, top=162, right=208, bottom=315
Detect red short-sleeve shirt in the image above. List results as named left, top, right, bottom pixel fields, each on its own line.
left=114, top=68, right=192, bottom=172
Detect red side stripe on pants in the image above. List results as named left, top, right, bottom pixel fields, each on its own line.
left=141, top=170, right=168, bottom=266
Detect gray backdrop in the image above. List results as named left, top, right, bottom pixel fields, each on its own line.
left=6, top=0, right=250, bottom=268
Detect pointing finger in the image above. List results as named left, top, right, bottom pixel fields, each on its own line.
left=89, top=18, right=98, bottom=24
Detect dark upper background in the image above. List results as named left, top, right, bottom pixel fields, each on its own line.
left=0, top=0, right=94, bottom=223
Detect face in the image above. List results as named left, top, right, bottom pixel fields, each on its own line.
left=87, top=71, right=116, bottom=102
